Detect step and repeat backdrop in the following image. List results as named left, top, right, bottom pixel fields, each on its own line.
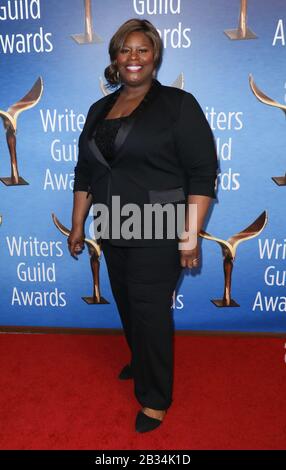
left=0, top=0, right=286, bottom=333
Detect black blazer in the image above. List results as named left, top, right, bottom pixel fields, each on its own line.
left=73, top=78, right=218, bottom=246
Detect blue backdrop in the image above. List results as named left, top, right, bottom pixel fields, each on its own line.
left=0, top=0, right=286, bottom=333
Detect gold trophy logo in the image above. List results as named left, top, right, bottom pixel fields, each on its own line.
left=99, top=72, right=185, bottom=96
left=249, top=74, right=286, bottom=186
left=0, top=77, right=43, bottom=186
left=200, top=211, right=267, bottom=307
left=224, top=0, right=257, bottom=40
left=52, top=213, right=109, bottom=304
left=71, top=0, right=103, bottom=45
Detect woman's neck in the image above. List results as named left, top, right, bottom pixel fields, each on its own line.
left=120, top=79, right=153, bottom=100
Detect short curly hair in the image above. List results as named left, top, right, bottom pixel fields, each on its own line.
left=104, top=18, right=163, bottom=89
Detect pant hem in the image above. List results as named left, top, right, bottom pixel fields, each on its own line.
left=136, top=398, right=173, bottom=410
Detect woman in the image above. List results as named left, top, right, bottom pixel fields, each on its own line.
left=68, top=18, right=218, bottom=433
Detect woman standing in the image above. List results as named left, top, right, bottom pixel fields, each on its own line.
left=68, top=18, right=218, bottom=433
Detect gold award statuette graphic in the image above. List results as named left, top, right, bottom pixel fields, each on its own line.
left=99, top=72, right=185, bottom=96
left=249, top=74, right=286, bottom=186
left=71, top=0, right=103, bottom=45
left=52, top=213, right=109, bottom=304
left=0, top=77, right=43, bottom=186
left=200, top=211, right=268, bottom=307
left=224, top=0, right=257, bottom=40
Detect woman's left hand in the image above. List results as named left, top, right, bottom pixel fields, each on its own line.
left=179, top=243, right=200, bottom=269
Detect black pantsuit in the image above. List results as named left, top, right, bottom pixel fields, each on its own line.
left=73, top=78, right=218, bottom=411
left=102, top=239, right=182, bottom=409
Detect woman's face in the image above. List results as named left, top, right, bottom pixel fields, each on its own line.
left=116, top=31, right=155, bottom=87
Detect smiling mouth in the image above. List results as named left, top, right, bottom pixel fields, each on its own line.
left=126, top=65, right=143, bottom=72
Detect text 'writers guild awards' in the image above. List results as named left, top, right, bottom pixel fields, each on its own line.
left=0, top=77, right=43, bottom=186
left=71, top=0, right=103, bottom=45
left=52, top=213, right=109, bottom=305
left=200, top=211, right=267, bottom=307
left=224, top=0, right=257, bottom=40
left=249, top=74, right=286, bottom=186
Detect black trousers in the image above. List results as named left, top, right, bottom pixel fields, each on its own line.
left=101, top=239, right=182, bottom=410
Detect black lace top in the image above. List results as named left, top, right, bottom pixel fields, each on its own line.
left=94, top=115, right=129, bottom=163
left=92, top=80, right=158, bottom=164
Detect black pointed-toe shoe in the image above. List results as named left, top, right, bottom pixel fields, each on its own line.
left=118, top=363, right=133, bottom=380
left=135, top=410, right=164, bottom=433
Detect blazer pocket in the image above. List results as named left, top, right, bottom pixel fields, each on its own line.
left=148, top=187, right=185, bottom=204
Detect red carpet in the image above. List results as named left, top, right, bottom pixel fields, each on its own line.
left=0, top=332, right=285, bottom=450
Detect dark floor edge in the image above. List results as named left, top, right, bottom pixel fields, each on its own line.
left=0, top=326, right=285, bottom=337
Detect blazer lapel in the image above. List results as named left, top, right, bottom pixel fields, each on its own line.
left=112, top=78, right=162, bottom=165
left=85, top=87, right=120, bottom=168
left=113, top=115, right=134, bottom=155
left=87, top=78, right=162, bottom=168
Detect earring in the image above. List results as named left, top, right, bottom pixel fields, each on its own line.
left=116, top=70, right=120, bottom=81
left=152, top=69, right=156, bottom=77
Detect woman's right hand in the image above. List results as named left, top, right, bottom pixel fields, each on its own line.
left=67, top=226, right=85, bottom=260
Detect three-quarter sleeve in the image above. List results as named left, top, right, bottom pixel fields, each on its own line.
left=73, top=104, right=95, bottom=194
left=174, top=92, right=218, bottom=198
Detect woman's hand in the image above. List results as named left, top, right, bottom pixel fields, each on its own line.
left=67, top=226, right=85, bottom=260
left=179, top=242, right=200, bottom=269
left=179, top=194, right=214, bottom=269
